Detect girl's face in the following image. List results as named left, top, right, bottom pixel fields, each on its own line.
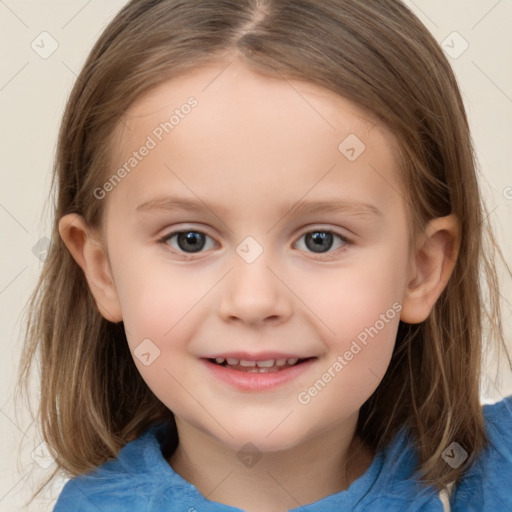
left=101, top=58, right=414, bottom=451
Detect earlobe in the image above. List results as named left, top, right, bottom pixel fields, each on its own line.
left=400, top=214, right=460, bottom=324
left=58, top=213, right=123, bottom=323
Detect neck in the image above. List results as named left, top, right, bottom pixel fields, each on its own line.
left=168, top=416, right=374, bottom=512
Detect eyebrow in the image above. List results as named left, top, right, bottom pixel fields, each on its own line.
left=135, top=194, right=383, bottom=218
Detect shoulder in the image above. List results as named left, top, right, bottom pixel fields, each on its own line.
left=451, top=394, right=512, bottom=511
left=365, top=395, right=512, bottom=510
left=52, top=422, right=178, bottom=512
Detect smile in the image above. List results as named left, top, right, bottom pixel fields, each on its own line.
left=208, top=357, right=310, bottom=373
left=202, top=355, right=317, bottom=391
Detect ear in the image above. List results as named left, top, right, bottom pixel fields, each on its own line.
left=58, top=213, right=123, bottom=323
left=400, top=214, right=460, bottom=324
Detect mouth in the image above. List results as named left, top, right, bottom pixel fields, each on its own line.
left=201, top=353, right=317, bottom=391
left=206, top=356, right=314, bottom=373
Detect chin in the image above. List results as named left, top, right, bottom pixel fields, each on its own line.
left=212, top=417, right=312, bottom=454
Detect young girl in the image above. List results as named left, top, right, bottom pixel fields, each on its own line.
left=17, top=0, right=512, bottom=510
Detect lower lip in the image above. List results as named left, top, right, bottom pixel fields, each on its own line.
left=201, top=358, right=316, bottom=392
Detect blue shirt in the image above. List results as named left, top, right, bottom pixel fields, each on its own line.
left=53, top=395, right=512, bottom=511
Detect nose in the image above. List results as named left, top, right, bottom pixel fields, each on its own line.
left=217, top=249, right=293, bottom=327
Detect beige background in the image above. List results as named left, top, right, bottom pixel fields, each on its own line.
left=1, top=0, right=511, bottom=510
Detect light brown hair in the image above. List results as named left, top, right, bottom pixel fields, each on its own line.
left=16, top=0, right=511, bottom=503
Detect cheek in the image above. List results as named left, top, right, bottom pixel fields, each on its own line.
left=296, top=313, right=400, bottom=421
left=111, top=245, right=202, bottom=343
left=299, top=250, right=407, bottom=343
left=113, top=257, right=202, bottom=411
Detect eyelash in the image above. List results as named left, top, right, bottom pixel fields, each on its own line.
left=157, top=226, right=353, bottom=260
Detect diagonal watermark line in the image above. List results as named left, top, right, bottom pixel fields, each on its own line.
left=0, top=62, right=29, bottom=92
left=165, top=163, right=338, bottom=338
left=266, top=470, right=303, bottom=507
left=163, top=267, right=234, bottom=336
left=61, top=0, right=92, bottom=29
left=367, top=163, right=414, bottom=211
left=205, top=471, right=234, bottom=499
left=0, top=203, right=29, bottom=232
left=201, top=59, right=234, bottom=93
left=163, top=367, right=233, bottom=437
left=367, top=367, right=380, bottom=382
left=112, top=110, right=133, bottom=133
left=0, top=266, right=28, bottom=295
left=278, top=76, right=337, bottom=131
left=96, top=300, right=124, bottom=328
left=472, top=61, right=512, bottom=106
left=22, top=417, right=36, bottom=437
left=164, top=163, right=233, bottom=232
left=408, top=0, right=439, bottom=29
left=266, top=163, right=337, bottom=234
left=477, top=204, right=499, bottom=231
left=60, top=480, right=105, bottom=512
left=471, top=0, right=503, bottom=30
left=373, top=175, right=443, bottom=262
left=265, top=265, right=336, bottom=335
left=266, top=410, right=294, bottom=438
left=0, top=0, right=29, bottom=28
left=0, top=408, right=28, bottom=438
left=0, top=472, right=30, bottom=502
left=61, top=60, right=77, bottom=77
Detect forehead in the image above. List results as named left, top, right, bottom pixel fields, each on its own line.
left=104, top=58, right=404, bottom=221
left=117, top=59, right=380, bottom=140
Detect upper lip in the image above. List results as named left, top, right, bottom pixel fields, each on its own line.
left=202, top=352, right=314, bottom=361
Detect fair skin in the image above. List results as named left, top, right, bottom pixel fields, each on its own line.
left=59, top=57, right=459, bottom=512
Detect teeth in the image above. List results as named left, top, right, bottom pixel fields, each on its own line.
left=239, top=359, right=257, bottom=367
left=256, top=359, right=275, bottom=368
left=213, top=356, right=305, bottom=369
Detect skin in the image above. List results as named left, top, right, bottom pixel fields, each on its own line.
left=59, top=56, right=460, bottom=512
